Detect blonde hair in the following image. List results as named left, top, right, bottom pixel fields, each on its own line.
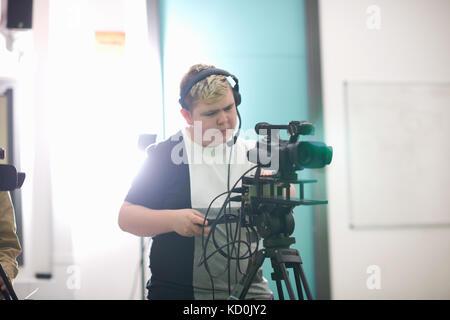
left=180, top=64, right=231, bottom=111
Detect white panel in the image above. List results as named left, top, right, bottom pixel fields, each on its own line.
left=345, top=82, right=450, bottom=227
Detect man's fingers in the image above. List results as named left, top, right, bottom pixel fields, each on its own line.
left=192, top=213, right=208, bottom=226
left=193, top=225, right=211, bottom=236
left=191, top=210, right=207, bottom=221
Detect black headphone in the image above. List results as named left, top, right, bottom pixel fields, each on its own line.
left=178, top=68, right=241, bottom=110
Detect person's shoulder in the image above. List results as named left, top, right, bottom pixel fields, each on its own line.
left=144, top=131, right=187, bottom=167
left=145, top=131, right=184, bottom=156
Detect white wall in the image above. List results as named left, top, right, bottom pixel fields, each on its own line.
left=319, top=0, right=450, bottom=299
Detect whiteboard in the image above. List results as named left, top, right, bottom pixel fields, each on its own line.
left=344, top=82, right=450, bottom=228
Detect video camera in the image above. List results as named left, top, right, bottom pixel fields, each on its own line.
left=240, top=121, right=332, bottom=242
left=200, top=121, right=333, bottom=300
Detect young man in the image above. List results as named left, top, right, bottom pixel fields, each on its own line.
left=118, top=64, right=273, bottom=300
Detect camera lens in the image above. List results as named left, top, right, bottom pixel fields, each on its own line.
left=288, top=141, right=333, bottom=169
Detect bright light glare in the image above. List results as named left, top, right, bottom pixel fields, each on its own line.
left=45, top=0, right=163, bottom=276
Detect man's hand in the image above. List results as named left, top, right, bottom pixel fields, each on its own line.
left=171, top=209, right=211, bottom=237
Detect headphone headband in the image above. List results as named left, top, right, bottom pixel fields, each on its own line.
left=179, top=68, right=240, bottom=109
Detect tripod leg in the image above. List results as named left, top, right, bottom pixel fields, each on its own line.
left=274, top=250, right=297, bottom=300
left=275, top=277, right=284, bottom=300
left=284, top=249, right=313, bottom=300
left=297, top=263, right=313, bottom=300
left=228, top=249, right=266, bottom=300
left=270, top=260, right=285, bottom=300
left=293, top=265, right=304, bottom=300
left=279, top=261, right=297, bottom=300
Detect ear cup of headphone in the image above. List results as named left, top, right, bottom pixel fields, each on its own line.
left=233, top=88, right=241, bottom=107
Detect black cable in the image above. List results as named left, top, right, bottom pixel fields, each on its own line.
left=201, top=210, right=253, bottom=275
left=211, top=214, right=252, bottom=260
left=200, top=165, right=259, bottom=299
left=199, top=191, right=233, bottom=300
left=204, top=207, right=258, bottom=295
left=225, top=136, right=235, bottom=295
left=201, top=240, right=252, bottom=271
left=201, top=164, right=258, bottom=262
left=201, top=200, right=232, bottom=299
left=200, top=191, right=229, bottom=250
left=200, top=214, right=251, bottom=298
left=200, top=165, right=255, bottom=260
left=199, top=109, right=258, bottom=299
left=201, top=211, right=257, bottom=297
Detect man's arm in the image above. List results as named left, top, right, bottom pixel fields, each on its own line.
left=118, top=201, right=210, bottom=238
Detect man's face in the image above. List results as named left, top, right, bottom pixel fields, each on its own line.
left=181, top=87, right=237, bottom=146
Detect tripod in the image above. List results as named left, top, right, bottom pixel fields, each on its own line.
left=229, top=236, right=313, bottom=300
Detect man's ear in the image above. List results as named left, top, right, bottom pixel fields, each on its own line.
left=180, top=108, right=193, bottom=125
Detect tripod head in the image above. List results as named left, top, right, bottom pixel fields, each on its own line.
left=240, top=169, right=328, bottom=250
